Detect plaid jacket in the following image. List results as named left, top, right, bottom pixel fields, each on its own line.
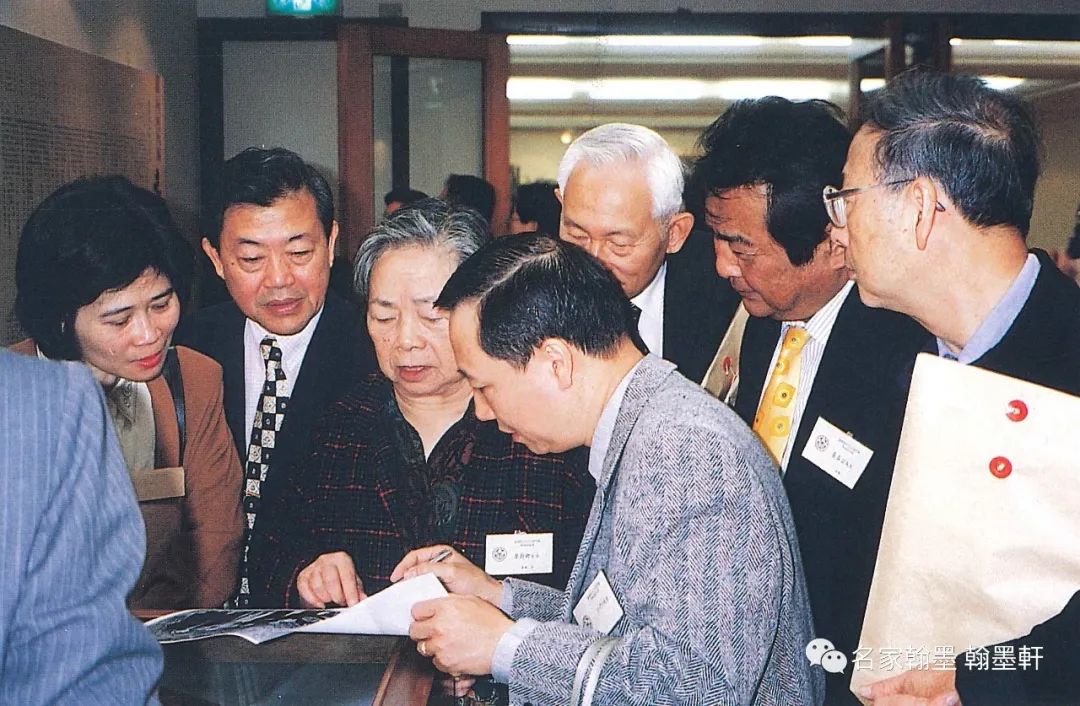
left=248, top=374, right=593, bottom=606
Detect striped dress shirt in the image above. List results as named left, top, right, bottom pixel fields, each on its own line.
left=757, top=280, right=855, bottom=470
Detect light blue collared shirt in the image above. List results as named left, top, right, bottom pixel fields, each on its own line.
left=936, top=254, right=1040, bottom=363
left=587, top=357, right=645, bottom=483
left=490, top=357, right=645, bottom=683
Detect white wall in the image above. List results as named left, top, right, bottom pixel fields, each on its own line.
left=1030, top=85, right=1080, bottom=254
left=199, top=0, right=1080, bottom=29
left=222, top=40, right=339, bottom=208
left=0, top=0, right=201, bottom=234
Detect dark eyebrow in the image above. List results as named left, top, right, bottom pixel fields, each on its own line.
left=100, top=287, right=175, bottom=318
left=234, top=233, right=312, bottom=247
left=713, top=232, right=753, bottom=247
left=100, top=304, right=134, bottom=318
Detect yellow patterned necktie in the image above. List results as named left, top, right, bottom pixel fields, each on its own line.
left=752, top=326, right=809, bottom=466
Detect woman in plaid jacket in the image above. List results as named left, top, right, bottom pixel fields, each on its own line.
left=248, top=200, right=592, bottom=607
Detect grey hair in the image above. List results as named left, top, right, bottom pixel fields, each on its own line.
left=352, top=198, right=491, bottom=303
left=863, top=70, right=1041, bottom=238
left=556, top=123, right=685, bottom=222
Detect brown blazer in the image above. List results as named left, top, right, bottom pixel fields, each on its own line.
left=10, top=341, right=243, bottom=608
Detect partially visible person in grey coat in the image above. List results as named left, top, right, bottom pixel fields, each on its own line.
left=392, top=234, right=822, bottom=705
left=0, top=349, right=162, bottom=704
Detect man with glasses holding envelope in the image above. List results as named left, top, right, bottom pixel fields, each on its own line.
left=830, top=70, right=1080, bottom=706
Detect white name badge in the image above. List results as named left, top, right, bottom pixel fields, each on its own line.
left=484, top=532, right=553, bottom=576
left=572, top=570, right=624, bottom=635
left=800, top=417, right=874, bottom=490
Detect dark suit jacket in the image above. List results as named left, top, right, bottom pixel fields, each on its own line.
left=955, top=252, right=1080, bottom=705
left=968, top=250, right=1080, bottom=397
left=175, top=291, right=375, bottom=576
left=250, top=374, right=594, bottom=607
left=662, top=229, right=740, bottom=383
left=733, top=286, right=927, bottom=705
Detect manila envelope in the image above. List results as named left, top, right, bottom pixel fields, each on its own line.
left=850, top=354, right=1080, bottom=699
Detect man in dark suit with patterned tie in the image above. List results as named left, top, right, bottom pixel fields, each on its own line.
left=688, top=97, right=927, bottom=705
left=555, top=123, right=739, bottom=383
left=178, top=147, right=373, bottom=606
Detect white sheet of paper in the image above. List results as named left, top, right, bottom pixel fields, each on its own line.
left=851, top=354, right=1080, bottom=699
left=295, top=573, right=447, bottom=636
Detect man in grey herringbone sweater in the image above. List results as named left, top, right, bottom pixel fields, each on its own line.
left=395, top=234, right=822, bottom=705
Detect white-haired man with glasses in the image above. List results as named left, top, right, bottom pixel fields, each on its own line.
left=688, top=96, right=928, bottom=706
left=833, top=71, right=1080, bottom=706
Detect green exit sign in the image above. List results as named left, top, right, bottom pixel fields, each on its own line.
left=266, top=0, right=340, bottom=16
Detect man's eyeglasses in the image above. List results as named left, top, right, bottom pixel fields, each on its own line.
left=821, top=180, right=914, bottom=229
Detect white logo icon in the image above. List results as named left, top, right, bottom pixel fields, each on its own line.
left=821, top=649, right=848, bottom=674
left=805, top=637, right=835, bottom=666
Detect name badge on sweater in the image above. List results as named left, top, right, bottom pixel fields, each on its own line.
left=485, top=532, right=553, bottom=575
left=800, top=417, right=873, bottom=490
left=573, top=571, right=623, bottom=635
left=131, top=466, right=185, bottom=502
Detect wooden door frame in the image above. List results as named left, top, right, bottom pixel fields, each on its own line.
left=197, top=16, right=412, bottom=274
left=338, top=25, right=510, bottom=257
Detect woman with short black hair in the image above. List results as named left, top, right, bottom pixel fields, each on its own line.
left=12, top=175, right=243, bottom=609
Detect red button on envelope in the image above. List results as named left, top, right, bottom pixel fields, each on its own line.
left=989, top=456, right=1012, bottom=479
left=1006, top=399, right=1028, bottom=422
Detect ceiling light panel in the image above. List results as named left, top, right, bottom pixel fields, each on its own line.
left=507, top=77, right=844, bottom=102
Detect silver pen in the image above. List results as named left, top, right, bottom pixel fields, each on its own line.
left=430, top=548, right=453, bottom=563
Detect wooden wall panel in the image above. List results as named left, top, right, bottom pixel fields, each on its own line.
left=0, top=25, right=163, bottom=344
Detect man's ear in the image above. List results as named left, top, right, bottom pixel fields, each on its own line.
left=823, top=225, right=848, bottom=271
left=911, top=178, right=941, bottom=252
left=202, top=238, right=226, bottom=280
left=664, top=211, right=695, bottom=255
left=327, top=220, right=340, bottom=267
left=536, top=337, right=575, bottom=390
left=553, top=188, right=566, bottom=237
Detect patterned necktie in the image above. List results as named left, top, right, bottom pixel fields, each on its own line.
left=752, top=326, right=809, bottom=467
left=236, top=336, right=289, bottom=606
